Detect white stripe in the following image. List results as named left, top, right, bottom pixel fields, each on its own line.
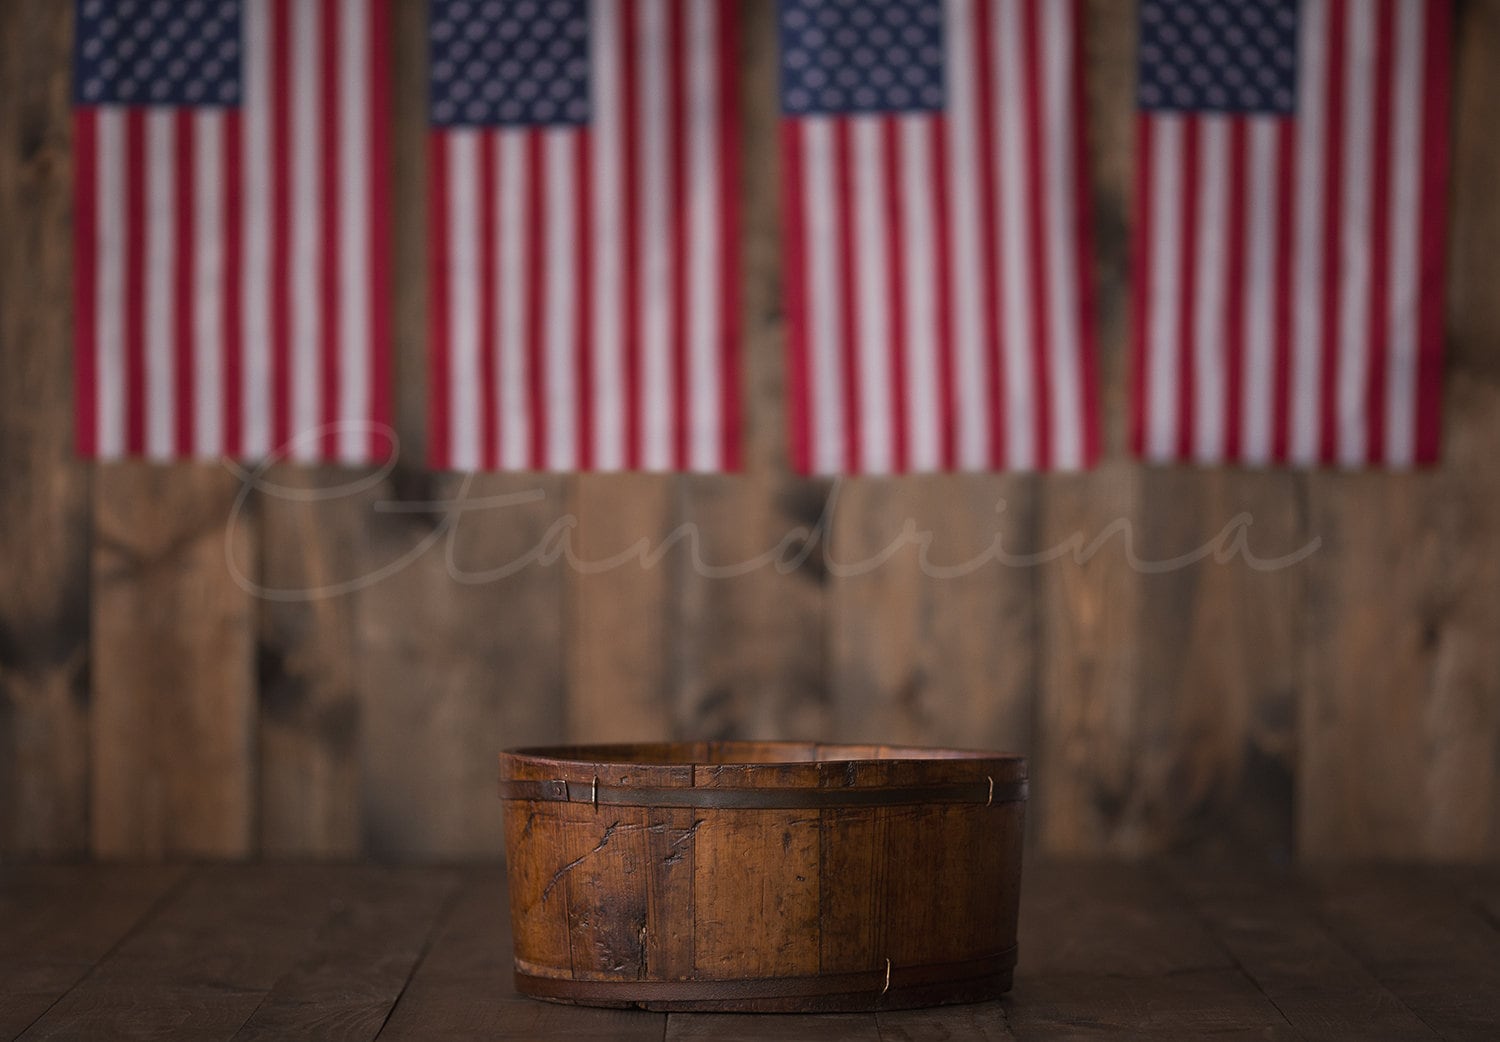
left=945, top=0, right=987, bottom=471
left=899, top=114, right=940, bottom=471
left=1241, top=117, right=1280, bottom=465
left=242, top=0, right=271, bottom=457
left=339, top=0, right=371, bottom=462
left=1289, top=0, right=1328, bottom=465
left=994, top=0, right=1035, bottom=469
left=850, top=115, right=892, bottom=474
left=1192, top=116, right=1230, bottom=464
left=497, top=129, right=530, bottom=470
left=1337, top=0, right=1376, bottom=467
left=686, top=0, right=720, bottom=471
left=638, top=0, right=672, bottom=469
left=1145, top=116, right=1184, bottom=462
left=290, top=0, right=320, bottom=460
left=544, top=129, right=578, bottom=470
left=1386, top=0, right=1425, bottom=467
left=193, top=111, right=224, bottom=458
left=95, top=111, right=125, bottom=458
left=590, top=0, right=624, bottom=470
left=447, top=131, right=481, bottom=471
left=1040, top=0, right=1086, bottom=469
left=144, top=110, right=175, bottom=460
left=803, top=118, right=844, bottom=475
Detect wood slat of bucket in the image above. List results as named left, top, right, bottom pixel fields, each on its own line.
left=500, top=742, right=1026, bottom=1013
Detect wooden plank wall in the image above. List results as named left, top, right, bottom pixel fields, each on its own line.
left=2, top=0, right=1497, bottom=863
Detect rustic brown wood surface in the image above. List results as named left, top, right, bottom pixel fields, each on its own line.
left=3, top=0, right=1500, bottom=863
left=91, top=463, right=258, bottom=858
left=500, top=743, right=1026, bottom=1012
left=0, top=0, right=91, bottom=859
left=3, top=861, right=1498, bottom=1040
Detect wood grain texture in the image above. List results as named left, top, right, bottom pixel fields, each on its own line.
left=500, top=743, right=1024, bottom=1013
left=1131, top=469, right=1303, bottom=861
left=566, top=474, right=680, bottom=743
left=1017, top=863, right=1228, bottom=979
left=1010, top=971, right=1301, bottom=1041
left=1034, top=464, right=1142, bottom=855
left=91, top=464, right=257, bottom=858
left=876, top=1004, right=1013, bottom=1042
left=1454, top=865, right=1500, bottom=930
left=1010, top=863, right=1296, bottom=1040
left=256, top=466, right=370, bottom=856
left=378, top=869, right=668, bottom=1042
left=672, top=473, right=831, bottom=742
left=227, top=868, right=460, bottom=1042
left=18, top=867, right=371, bottom=1041
left=830, top=476, right=1037, bottom=756
left=1309, top=867, right=1500, bottom=1041
left=691, top=808, right=822, bottom=979
left=0, top=865, right=186, bottom=1039
left=1163, top=862, right=1440, bottom=1041
left=0, top=0, right=91, bottom=857
left=4, top=862, right=1498, bottom=1041
left=665, top=1014, right=878, bottom=1042
left=357, top=471, right=567, bottom=859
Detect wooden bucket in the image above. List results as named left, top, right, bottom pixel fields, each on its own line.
left=499, top=741, right=1027, bottom=1012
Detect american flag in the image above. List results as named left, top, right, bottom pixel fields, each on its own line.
left=1131, top=0, right=1452, bottom=467
left=779, top=0, right=1099, bottom=475
left=73, top=0, right=392, bottom=464
left=427, top=0, right=740, bottom=472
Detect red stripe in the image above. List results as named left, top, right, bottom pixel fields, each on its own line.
left=1176, top=115, right=1200, bottom=461
left=716, top=0, right=740, bottom=471
left=173, top=111, right=195, bottom=457
left=124, top=109, right=146, bottom=456
left=576, top=130, right=594, bottom=470
left=526, top=128, right=546, bottom=471
left=368, top=0, right=392, bottom=460
left=270, top=0, right=291, bottom=456
left=74, top=110, right=98, bottom=457
left=833, top=117, right=861, bottom=474
left=1068, top=0, right=1100, bottom=466
left=881, top=115, right=909, bottom=474
left=667, top=0, right=688, bottom=470
left=1365, top=0, right=1396, bottom=465
left=972, top=0, right=1004, bottom=469
left=621, top=0, right=642, bottom=469
left=1131, top=114, right=1153, bottom=458
left=1271, top=118, right=1294, bottom=463
left=781, top=119, right=811, bottom=475
left=1223, top=118, right=1248, bottom=462
left=428, top=133, right=451, bottom=468
left=1021, top=0, right=1051, bottom=468
left=479, top=131, right=500, bottom=471
left=1415, top=0, right=1452, bottom=464
left=930, top=115, right=956, bottom=471
left=1318, top=0, right=1347, bottom=465
left=319, top=0, right=340, bottom=460
left=223, top=111, right=244, bottom=458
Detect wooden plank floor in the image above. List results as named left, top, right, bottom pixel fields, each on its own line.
left=1, top=862, right=1496, bottom=1041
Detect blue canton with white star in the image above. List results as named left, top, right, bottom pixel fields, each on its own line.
left=779, top=0, right=947, bottom=116
left=73, top=0, right=243, bottom=107
left=1137, top=0, right=1299, bottom=115
left=430, top=0, right=591, bottom=127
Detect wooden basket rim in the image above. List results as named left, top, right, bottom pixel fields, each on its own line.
left=502, top=740, right=1027, bottom=770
